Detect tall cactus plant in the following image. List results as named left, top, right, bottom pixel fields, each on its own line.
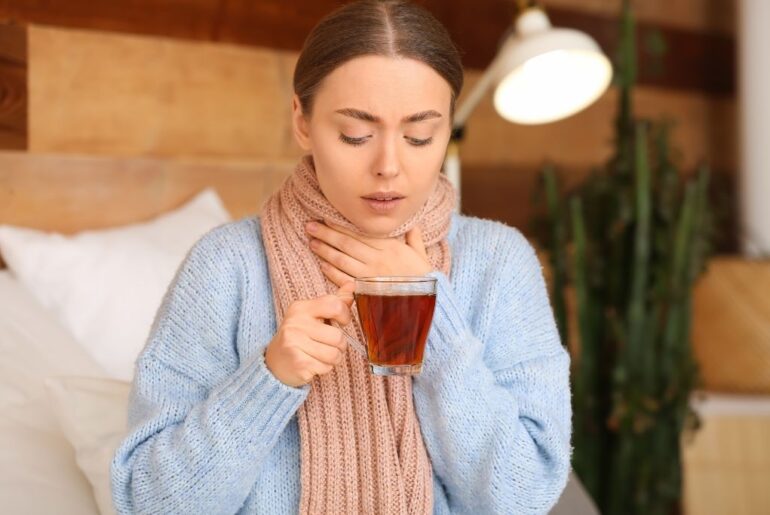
left=534, top=1, right=713, bottom=513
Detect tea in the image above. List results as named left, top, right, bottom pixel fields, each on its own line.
left=349, top=276, right=438, bottom=376
left=355, top=293, right=436, bottom=369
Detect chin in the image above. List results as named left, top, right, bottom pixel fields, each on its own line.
left=357, top=216, right=403, bottom=238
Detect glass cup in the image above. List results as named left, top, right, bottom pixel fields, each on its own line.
left=335, top=276, right=437, bottom=376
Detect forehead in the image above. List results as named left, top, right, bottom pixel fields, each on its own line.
left=314, top=55, right=452, bottom=117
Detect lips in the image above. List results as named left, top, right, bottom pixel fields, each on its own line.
left=362, top=191, right=405, bottom=201
left=362, top=192, right=404, bottom=213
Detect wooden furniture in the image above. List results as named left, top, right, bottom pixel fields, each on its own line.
left=683, top=258, right=770, bottom=514
left=683, top=393, right=770, bottom=515
left=692, top=257, right=770, bottom=393
left=0, top=150, right=295, bottom=266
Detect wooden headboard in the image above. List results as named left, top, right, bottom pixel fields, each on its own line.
left=0, top=150, right=296, bottom=267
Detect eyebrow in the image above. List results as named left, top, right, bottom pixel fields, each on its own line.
left=334, top=108, right=442, bottom=124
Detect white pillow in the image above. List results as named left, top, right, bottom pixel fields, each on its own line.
left=0, top=271, right=104, bottom=514
left=0, top=188, right=231, bottom=380
left=45, top=376, right=131, bottom=515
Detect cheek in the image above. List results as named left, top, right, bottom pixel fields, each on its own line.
left=314, top=157, right=361, bottom=213
left=403, top=170, right=441, bottom=220
left=408, top=146, right=446, bottom=190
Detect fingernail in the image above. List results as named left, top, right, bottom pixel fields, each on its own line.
left=306, top=221, right=318, bottom=233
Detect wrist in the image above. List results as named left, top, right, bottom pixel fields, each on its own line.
left=263, top=345, right=286, bottom=385
left=263, top=347, right=309, bottom=390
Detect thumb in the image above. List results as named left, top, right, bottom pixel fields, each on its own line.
left=336, top=281, right=355, bottom=306
left=406, top=225, right=427, bottom=257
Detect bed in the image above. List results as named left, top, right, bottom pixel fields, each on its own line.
left=0, top=266, right=106, bottom=513
left=0, top=150, right=296, bottom=513
left=0, top=149, right=597, bottom=514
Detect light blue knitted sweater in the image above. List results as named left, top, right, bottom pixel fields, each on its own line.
left=111, top=212, right=572, bottom=514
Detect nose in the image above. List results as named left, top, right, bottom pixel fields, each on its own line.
left=374, top=134, right=400, bottom=179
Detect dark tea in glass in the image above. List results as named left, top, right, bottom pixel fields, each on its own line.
left=354, top=276, right=437, bottom=376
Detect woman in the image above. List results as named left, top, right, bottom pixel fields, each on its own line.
left=111, top=1, right=572, bottom=514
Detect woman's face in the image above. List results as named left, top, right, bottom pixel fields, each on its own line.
left=292, top=55, right=453, bottom=237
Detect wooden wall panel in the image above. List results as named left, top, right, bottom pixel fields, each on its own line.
left=0, top=0, right=735, bottom=96
left=0, top=22, right=26, bottom=150
left=546, top=0, right=736, bottom=36
left=27, top=25, right=736, bottom=174
left=22, top=24, right=738, bottom=242
left=427, top=1, right=734, bottom=96
left=0, top=151, right=295, bottom=233
left=458, top=69, right=738, bottom=172
left=546, top=8, right=734, bottom=96
left=460, top=163, right=592, bottom=232
left=0, top=0, right=226, bottom=44
left=1, top=0, right=735, bottom=40
left=10, top=2, right=738, bottom=244
left=28, top=26, right=303, bottom=160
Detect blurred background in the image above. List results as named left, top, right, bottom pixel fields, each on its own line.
left=0, top=1, right=767, bottom=514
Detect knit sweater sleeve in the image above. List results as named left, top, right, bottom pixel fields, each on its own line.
left=413, top=224, right=572, bottom=514
left=110, top=223, right=309, bottom=515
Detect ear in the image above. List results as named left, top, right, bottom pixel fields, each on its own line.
left=291, top=94, right=313, bottom=152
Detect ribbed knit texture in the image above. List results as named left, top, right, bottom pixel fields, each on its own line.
left=260, top=155, right=454, bottom=514
left=111, top=204, right=573, bottom=514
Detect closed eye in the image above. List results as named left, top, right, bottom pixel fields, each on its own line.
left=339, top=133, right=369, bottom=146
left=405, top=136, right=433, bottom=147
left=338, top=133, right=433, bottom=147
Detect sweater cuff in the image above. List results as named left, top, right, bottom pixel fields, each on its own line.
left=207, top=349, right=309, bottom=448
left=419, top=271, right=481, bottom=379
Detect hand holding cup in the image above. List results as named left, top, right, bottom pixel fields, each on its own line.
left=264, top=282, right=355, bottom=387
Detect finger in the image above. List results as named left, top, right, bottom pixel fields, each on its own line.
left=320, top=261, right=356, bottom=289
left=311, top=238, right=367, bottom=278
left=306, top=319, right=347, bottom=350
left=299, top=341, right=344, bottom=367
left=336, top=281, right=355, bottom=304
left=307, top=220, right=380, bottom=261
left=297, top=351, right=334, bottom=381
left=302, top=293, right=353, bottom=325
left=406, top=225, right=428, bottom=258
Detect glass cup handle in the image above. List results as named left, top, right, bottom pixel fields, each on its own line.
left=327, top=320, right=367, bottom=357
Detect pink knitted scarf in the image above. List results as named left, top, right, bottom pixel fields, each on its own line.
left=260, top=154, right=455, bottom=514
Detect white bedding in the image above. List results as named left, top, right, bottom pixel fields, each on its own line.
left=0, top=270, right=103, bottom=514
left=0, top=188, right=231, bottom=514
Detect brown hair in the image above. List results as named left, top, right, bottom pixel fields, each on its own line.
left=293, top=0, right=464, bottom=119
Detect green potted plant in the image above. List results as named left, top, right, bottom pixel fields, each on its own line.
left=533, top=1, right=713, bottom=513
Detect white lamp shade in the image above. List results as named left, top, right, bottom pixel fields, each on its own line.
left=491, top=9, right=613, bottom=124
